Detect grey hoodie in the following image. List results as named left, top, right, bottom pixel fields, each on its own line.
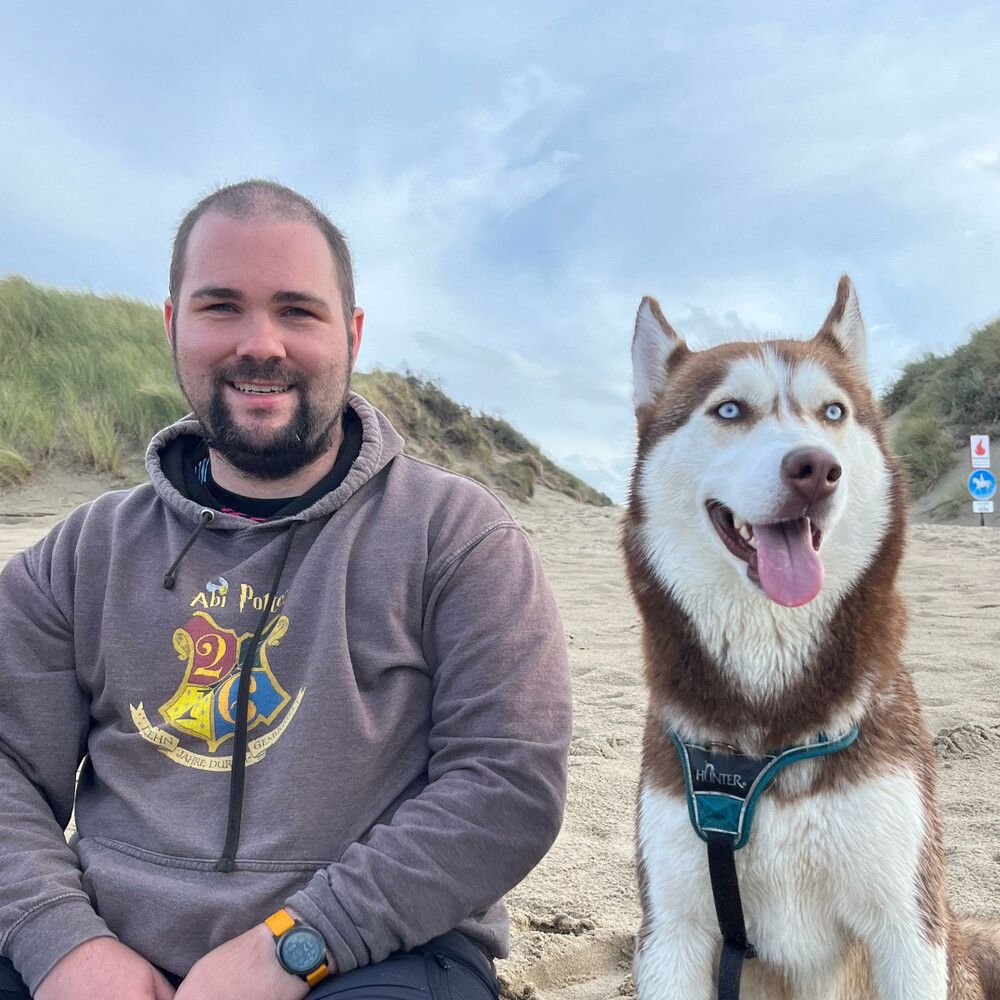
left=0, top=393, right=571, bottom=992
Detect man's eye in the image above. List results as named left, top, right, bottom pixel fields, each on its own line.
left=716, top=401, right=742, bottom=420
left=205, top=302, right=237, bottom=312
left=284, top=308, right=316, bottom=318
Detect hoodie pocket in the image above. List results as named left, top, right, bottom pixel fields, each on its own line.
left=74, top=836, right=324, bottom=975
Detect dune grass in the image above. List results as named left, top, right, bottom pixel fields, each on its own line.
left=0, top=276, right=187, bottom=480
left=892, top=416, right=956, bottom=494
left=355, top=370, right=611, bottom=505
left=0, top=276, right=611, bottom=505
left=884, top=318, right=1000, bottom=493
left=0, top=447, right=32, bottom=488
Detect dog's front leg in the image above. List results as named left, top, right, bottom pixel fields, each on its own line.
left=837, top=772, right=951, bottom=1000
left=636, top=786, right=719, bottom=999
left=634, top=920, right=717, bottom=1000
left=859, top=918, right=948, bottom=1000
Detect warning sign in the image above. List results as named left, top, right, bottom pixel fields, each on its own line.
left=970, top=435, right=990, bottom=469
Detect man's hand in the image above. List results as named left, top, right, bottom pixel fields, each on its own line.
left=34, top=937, right=176, bottom=1000
left=174, top=923, right=309, bottom=1000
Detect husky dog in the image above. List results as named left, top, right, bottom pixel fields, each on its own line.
left=623, top=277, right=1000, bottom=1000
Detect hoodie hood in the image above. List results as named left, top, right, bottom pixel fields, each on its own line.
left=145, top=391, right=405, bottom=531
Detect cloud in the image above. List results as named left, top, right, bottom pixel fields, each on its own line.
left=4, top=2, right=1000, bottom=505
left=671, top=305, right=770, bottom=349
left=338, top=65, right=580, bottom=257
left=0, top=102, right=187, bottom=289
left=412, top=329, right=556, bottom=383
left=546, top=442, right=635, bottom=506
left=959, top=147, right=1000, bottom=174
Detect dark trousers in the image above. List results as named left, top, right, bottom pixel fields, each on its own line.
left=0, top=931, right=498, bottom=999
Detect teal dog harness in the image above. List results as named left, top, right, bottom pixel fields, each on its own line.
left=668, top=724, right=860, bottom=1000
left=669, top=726, right=860, bottom=849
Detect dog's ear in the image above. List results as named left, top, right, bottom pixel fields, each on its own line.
left=816, top=275, right=867, bottom=367
left=632, top=296, right=687, bottom=412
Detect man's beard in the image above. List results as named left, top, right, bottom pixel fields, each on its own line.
left=178, top=357, right=350, bottom=481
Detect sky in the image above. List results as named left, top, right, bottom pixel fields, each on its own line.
left=2, top=1, right=999, bottom=502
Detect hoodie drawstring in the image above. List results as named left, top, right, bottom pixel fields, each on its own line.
left=163, top=509, right=216, bottom=590
left=216, top=520, right=300, bottom=872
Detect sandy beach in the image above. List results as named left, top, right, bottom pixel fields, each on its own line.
left=2, top=480, right=998, bottom=999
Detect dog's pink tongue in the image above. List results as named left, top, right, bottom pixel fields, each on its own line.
left=752, top=519, right=824, bottom=607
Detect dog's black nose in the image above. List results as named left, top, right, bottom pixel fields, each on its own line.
left=781, top=448, right=841, bottom=502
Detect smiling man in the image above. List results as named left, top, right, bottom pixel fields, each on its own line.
left=165, top=200, right=360, bottom=497
left=0, top=181, right=572, bottom=1000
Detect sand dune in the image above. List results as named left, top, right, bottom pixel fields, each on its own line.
left=2, top=480, right=998, bottom=999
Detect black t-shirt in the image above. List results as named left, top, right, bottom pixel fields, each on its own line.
left=161, top=407, right=363, bottom=520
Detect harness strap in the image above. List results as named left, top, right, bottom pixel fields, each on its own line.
left=707, top=833, right=755, bottom=1000
left=668, top=725, right=860, bottom=1000
left=669, top=726, right=860, bottom=849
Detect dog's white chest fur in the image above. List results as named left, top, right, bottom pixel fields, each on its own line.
left=636, top=770, right=948, bottom=999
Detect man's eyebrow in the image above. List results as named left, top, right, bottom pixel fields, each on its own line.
left=272, top=290, right=331, bottom=310
left=190, top=286, right=245, bottom=301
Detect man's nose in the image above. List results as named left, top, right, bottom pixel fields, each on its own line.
left=236, top=312, right=287, bottom=360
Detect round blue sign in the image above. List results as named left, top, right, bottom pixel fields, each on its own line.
left=968, top=469, right=997, bottom=500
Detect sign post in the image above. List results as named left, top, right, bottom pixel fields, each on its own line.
left=967, top=444, right=995, bottom=526
left=969, top=435, right=992, bottom=526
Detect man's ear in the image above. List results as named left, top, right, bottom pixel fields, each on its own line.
left=816, top=275, right=867, bottom=367
left=632, top=296, right=687, bottom=413
left=349, top=307, right=364, bottom=364
left=163, top=298, right=175, bottom=348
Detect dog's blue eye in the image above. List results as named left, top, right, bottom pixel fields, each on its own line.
left=825, top=403, right=845, bottom=421
left=717, top=401, right=741, bottom=420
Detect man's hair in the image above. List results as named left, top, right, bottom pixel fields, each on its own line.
left=169, top=180, right=356, bottom=325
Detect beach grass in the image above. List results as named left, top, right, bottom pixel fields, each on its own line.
left=892, top=415, right=956, bottom=493
left=0, top=276, right=185, bottom=479
left=355, top=369, right=611, bottom=505
left=884, top=318, right=1000, bottom=491
left=0, top=276, right=612, bottom=506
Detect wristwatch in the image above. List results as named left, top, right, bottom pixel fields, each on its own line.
left=265, top=908, right=331, bottom=987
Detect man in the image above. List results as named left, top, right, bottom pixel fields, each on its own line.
left=0, top=181, right=572, bottom=999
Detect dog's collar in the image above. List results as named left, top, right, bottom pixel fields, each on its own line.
left=668, top=726, right=860, bottom=850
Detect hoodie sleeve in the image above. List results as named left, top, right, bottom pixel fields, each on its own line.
left=0, top=542, right=115, bottom=992
left=286, top=522, right=571, bottom=973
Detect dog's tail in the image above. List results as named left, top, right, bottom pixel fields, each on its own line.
left=960, top=915, right=1000, bottom=999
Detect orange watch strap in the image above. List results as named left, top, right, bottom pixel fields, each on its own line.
left=265, top=908, right=296, bottom=937
left=305, top=963, right=331, bottom=987
left=266, top=908, right=332, bottom=985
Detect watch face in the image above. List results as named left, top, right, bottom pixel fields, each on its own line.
left=278, top=926, right=325, bottom=974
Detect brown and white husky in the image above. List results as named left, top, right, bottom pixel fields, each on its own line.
left=623, top=277, right=1000, bottom=999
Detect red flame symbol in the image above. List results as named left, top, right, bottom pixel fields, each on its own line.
left=975, top=440, right=987, bottom=456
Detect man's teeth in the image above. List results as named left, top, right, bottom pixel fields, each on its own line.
left=234, top=383, right=287, bottom=394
